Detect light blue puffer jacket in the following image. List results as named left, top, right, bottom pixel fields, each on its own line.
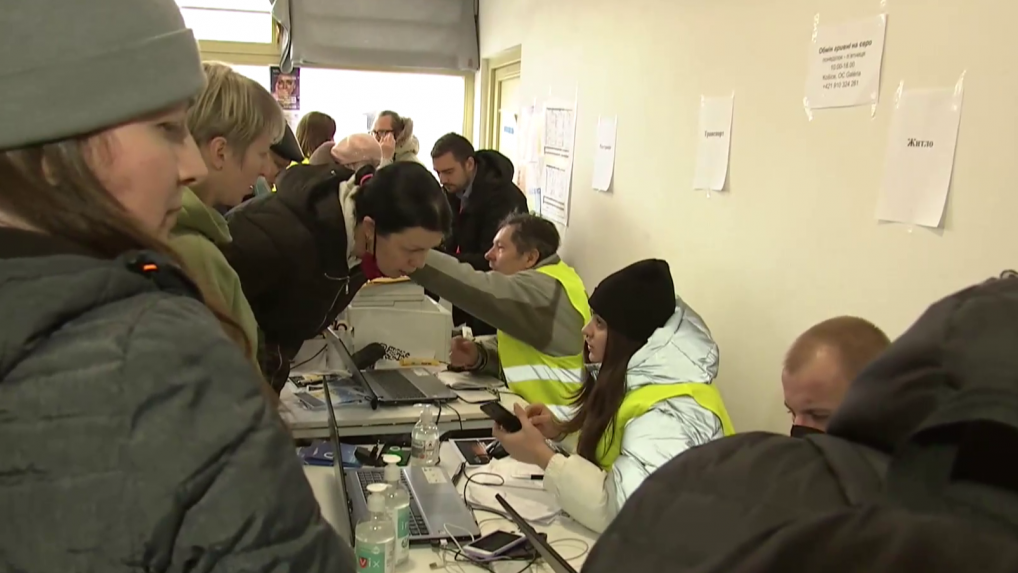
left=544, top=296, right=726, bottom=533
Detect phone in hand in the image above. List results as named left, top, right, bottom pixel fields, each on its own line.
left=462, top=530, right=527, bottom=559
left=481, top=402, right=523, bottom=433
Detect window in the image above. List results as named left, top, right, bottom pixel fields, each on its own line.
left=176, top=0, right=272, bottom=44
left=233, top=66, right=466, bottom=163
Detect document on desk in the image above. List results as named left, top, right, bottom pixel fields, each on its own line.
left=465, top=458, right=559, bottom=523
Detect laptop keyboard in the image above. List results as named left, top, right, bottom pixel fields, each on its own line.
left=358, top=470, right=430, bottom=536
left=372, top=370, right=427, bottom=400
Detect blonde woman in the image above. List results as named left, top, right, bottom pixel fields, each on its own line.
left=170, top=62, right=284, bottom=355
left=0, top=0, right=355, bottom=570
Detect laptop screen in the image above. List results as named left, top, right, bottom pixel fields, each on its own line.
left=495, top=494, right=578, bottom=573
left=322, top=381, right=354, bottom=542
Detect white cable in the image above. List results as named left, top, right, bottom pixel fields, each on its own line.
left=549, top=537, right=591, bottom=562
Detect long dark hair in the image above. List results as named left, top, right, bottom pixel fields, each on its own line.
left=559, top=327, right=644, bottom=463
left=352, top=162, right=452, bottom=236
left=0, top=137, right=273, bottom=398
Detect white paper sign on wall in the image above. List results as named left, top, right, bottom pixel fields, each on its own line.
left=875, top=79, right=966, bottom=229
left=804, top=15, right=887, bottom=113
left=693, top=94, right=735, bottom=192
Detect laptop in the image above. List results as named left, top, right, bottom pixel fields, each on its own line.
left=496, top=494, right=578, bottom=573
left=322, top=382, right=480, bottom=544
left=325, top=327, right=458, bottom=405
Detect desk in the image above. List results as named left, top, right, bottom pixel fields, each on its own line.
left=305, top=442, right=596, bottom=572
left=282, top=370, right=526, bottom=440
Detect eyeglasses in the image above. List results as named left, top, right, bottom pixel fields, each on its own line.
left=371, top=129, right=394, bottom=138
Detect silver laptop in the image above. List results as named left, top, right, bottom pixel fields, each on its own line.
left=325, top=327, right=457, bottom=405
left=321, top=382, right=479, bottom=544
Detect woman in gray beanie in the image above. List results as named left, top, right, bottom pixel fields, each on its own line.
left=0, top=1, right=356, bottom=571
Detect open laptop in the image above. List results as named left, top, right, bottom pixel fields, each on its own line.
left=496, top=494, right=578, bottom=573
left=325, top=327, right=457, bottom=405
left=322, top=382, right=480, bottom=544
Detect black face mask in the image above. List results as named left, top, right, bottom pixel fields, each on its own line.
left=790, top=425, right=825, bottom=438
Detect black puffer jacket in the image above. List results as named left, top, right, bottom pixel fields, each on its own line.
left=0, top=228, right=355, bottom=572
left=443, top=150, right=528, bottom=335
left=584, top=274, right=1018, bottom=572
left=224, top=164, right=367, bottom=390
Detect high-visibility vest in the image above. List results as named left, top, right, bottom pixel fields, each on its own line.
left=595, top=383, right=735, bottom=470
left=496, top=261, right=591, bottom=406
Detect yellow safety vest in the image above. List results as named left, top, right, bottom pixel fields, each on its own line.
left=497, top=262, right=591, bottom=406
left=595, top=383, right=735, bottom=470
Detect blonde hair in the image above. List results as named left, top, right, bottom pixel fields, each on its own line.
left=187, top=62, right=285, bottom=159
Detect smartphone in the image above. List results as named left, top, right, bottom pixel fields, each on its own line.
left=481, top=402, right=523, bottom=432
left=462, top=530, right=527, bottom=559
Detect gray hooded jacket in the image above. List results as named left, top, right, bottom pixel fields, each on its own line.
left=0, top=229, right=355, bottom=572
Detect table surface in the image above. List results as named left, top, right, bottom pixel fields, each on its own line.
left=281, top=370, right=526, bottom=439
left=304, top=441, right=597, bottom=573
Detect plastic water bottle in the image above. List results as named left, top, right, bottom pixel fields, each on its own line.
left=410, top=404, right=440, bottom=466
left=355, top=483, right=395, bottom=573
left=382, top=454, right=411, bottom=565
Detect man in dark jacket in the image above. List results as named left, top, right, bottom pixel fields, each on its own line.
left=223, top=164, right=363, bottom=391
left=431, top=133, right=528, bottom=335
left=583, top=273, right=1018, bottom=572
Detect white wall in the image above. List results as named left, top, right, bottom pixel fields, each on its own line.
left=479, top=0, right=1018, bottom=433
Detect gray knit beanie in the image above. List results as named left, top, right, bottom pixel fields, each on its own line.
left=1, top=0, right=205, bottom=151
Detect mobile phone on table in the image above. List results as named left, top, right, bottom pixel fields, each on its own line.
left=462, top=530, right=527, bottom=559
left=481, top=402, right=522, bottom=432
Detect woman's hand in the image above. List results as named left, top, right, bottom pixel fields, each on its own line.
left=378, top=133, right=396, bottom=159
left=492, top=404, right=556, bottom=469
left=525, top=403, right=564, bottom=441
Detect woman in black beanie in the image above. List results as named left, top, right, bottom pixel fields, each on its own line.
left=493, top=258, right=735, bottom=533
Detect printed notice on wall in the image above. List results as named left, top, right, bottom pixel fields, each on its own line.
left=804, top=15, right=887, bottom=110
left=875, top=86, right=965, bottom=228
left=592, top=116, right=617, bottom=192
left=693, top=94, right=735, bottom=191
left=541, top=101, right=577, bottom=225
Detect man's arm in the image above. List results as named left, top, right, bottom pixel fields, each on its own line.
left=410, top=250, right=584, bottom=356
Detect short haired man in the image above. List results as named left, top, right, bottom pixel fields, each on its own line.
left=431, top=132, right=529, bottom=335
left=783, top=316, right=891, bottom=435
left=409, top=213, right=590, bottom=406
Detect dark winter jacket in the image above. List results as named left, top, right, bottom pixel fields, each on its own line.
left=584, top=274, right=1018, bottom=573
left=223, top=164, right=367, bottom=390
left=0, top=227, right=355, bottom=572
left=443, top=149, right=528, bottom=334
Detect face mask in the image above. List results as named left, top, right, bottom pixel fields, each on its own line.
left=790, top=425, right=825, bottom=438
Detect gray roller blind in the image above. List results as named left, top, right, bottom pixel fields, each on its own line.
left=271, top=0, right=478, bottom=73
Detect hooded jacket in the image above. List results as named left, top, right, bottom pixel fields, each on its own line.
left=223, top=164, right=366, bottom=391
left=582, top=274, right=1018, bottom=573
left=0, top=227, right=355, bottom=572
left=442, top=150, right=528, bottom=335
left=169, top=188, right=258, bottom=355
left=543, top=298, right=726, bottom=533
left=394, top=135, right=422, bottom=164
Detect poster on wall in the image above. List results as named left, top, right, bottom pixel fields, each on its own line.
left=271, top=66, right=300, bottom=127
left=540, top=100, right=577, bottom=225
left=875, top=82, right=965, bottom=228
left=516, top=104, right=545, bottom=214
left=804, top=15, right=887, bottom=112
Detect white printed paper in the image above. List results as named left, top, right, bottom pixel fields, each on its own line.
left=805, top=15, right=887, bottom=110
left=693, top=95, right=735, bottom=191
left=540, top=101, right=577, bottom=225
left=875, top=86, right=964, bottom=228
left=541, top=164, right=571, bottom=224
left=592, top=116, right=618, bottom=192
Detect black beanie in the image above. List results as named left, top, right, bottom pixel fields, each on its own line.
left=588, top=259, right=676, bottom=344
